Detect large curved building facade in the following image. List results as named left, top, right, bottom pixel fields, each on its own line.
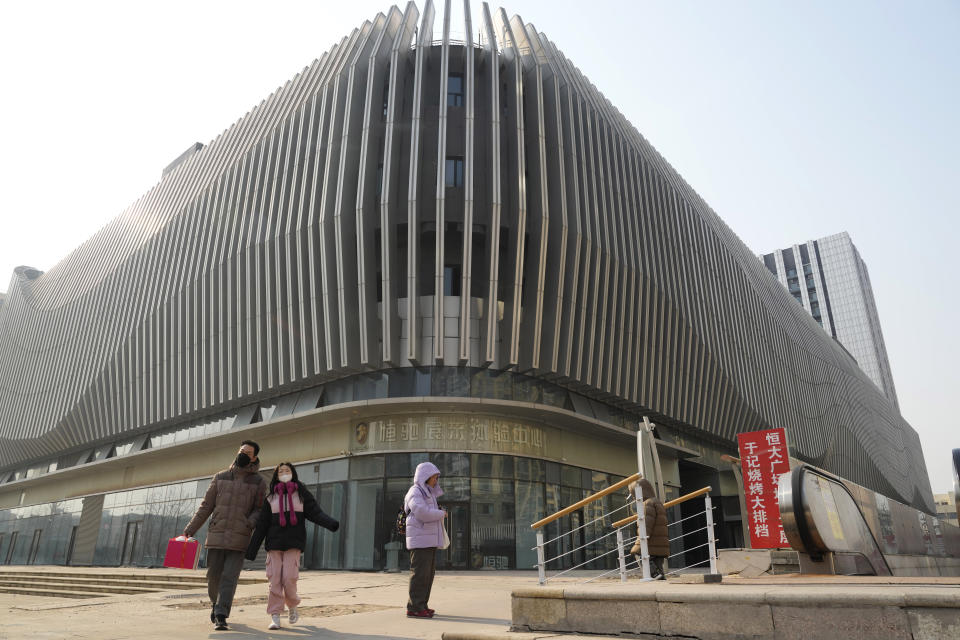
left=0, top=1, right=932, bottom=569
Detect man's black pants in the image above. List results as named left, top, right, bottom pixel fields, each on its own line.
left=206, top=548, right=245, bottom=618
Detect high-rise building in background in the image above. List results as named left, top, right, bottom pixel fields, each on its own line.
left=935, top=492, right=959, bottom=527
left=761, top=232, right=899, bottom=409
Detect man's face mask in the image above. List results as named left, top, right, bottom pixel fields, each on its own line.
left=235, top=452, right=251, bottom=468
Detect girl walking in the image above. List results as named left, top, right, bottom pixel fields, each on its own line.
left=404, top=461, right=446, bottom=618
left=246, top=462, right=339, bottom=630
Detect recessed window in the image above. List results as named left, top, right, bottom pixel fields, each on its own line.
left=445, top=156, right=464, bottom=188
left=447, top=74, right=463, bottom=107
left=444, top=265, right=462, bottom=296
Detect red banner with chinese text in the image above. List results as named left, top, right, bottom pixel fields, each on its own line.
left=737, top=427, right=791, bottom=549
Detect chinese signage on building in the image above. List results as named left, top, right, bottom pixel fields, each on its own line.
left=737, top=427, right=791, bottom=549
left=352, top=414, right=555, bottom=458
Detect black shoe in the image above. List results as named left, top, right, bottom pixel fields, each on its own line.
left=214, top=615, right=228, bottom=631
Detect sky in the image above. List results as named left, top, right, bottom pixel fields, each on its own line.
left=0, top=1, right=957, bottom=493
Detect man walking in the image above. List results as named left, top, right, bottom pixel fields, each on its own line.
left=185, top=440, right=267, bottom=631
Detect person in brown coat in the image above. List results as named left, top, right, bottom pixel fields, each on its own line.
left=185, top=440, right=267, bottom=631
left=628, top=478, right=669, bottom=579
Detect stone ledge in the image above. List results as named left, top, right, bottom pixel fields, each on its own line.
left=511, top=583, right=960, bottom=639
left=443, top=633, right=635, bottom=640
left=763, top=587, right=906, bottom=607
left=515, top=583, right=960, bottom=609
left=511, top=587, right=566, bottom=599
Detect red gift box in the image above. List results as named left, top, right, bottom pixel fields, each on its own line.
left=163, top=536, right=201, bottom=569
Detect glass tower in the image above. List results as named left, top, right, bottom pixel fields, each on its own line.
left=761, top=232, right=899, bottom=409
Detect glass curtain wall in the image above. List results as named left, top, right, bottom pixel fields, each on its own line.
left=0, top=498, right=83, bottom=565
left=1, top=454, right=624, bottom=570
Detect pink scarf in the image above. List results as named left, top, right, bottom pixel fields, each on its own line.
left=275, top=482, right=299, bottom=527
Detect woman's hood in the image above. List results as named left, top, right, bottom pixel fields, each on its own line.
left=638, top=477, right=656, bottom=501
left=413, top=461, right=443, bottom=497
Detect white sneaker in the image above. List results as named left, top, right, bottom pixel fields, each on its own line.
left=288, top=607, right=299, bottom=624
left=268, top=614, right=281, bottom=630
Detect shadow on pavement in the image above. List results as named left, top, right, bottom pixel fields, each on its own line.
left=430, top=614, right=511, bottom=625
left=207, top=623, right=454, bottom=639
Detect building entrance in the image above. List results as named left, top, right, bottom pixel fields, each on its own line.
left=439, top=502, right=469, bottom=569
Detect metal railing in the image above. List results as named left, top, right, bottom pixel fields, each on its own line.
left=530, top=479, right=718, bottom=585
left=611, top=486, right=719, bottom=579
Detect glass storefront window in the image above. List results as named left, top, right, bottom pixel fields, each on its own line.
left=440, top=476, right=470, bottom=501
left=383, top=477, right=411, bottom=569
left=385, top=453, right=412, bottom=478
left=515, top=480, right=544, bottom=569
left=471, top=454, right=514, bottom=479
left=431, top=452, right=470, bottom=477
left=470, top=478, right=515, bottom=569
left=316, top=459, right=349, bottom=483
left=545, top=461, right=560, bottom=485
left=350, top=456, right=384, bottom=480
left=557, top=485, right=586, bottom=569
left=561, top=465, right=584, bottom=488
left=591, top=471, right=611, bottom=492
left=305, top=482, right=345, bottom=569
left=515, top=458, right=545, bottom=482
left=345, top=479, right=383, bottom=569
left=3, top=451, right=630, bottom=573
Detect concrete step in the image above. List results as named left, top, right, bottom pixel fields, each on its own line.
left=0, top=569, right=264, bottom=585
left=509, top=581, right=960, bottom=639
left=0, top=568, right=264, bottom=599
left=0, top=578, right=175, bottom=595
left=0, top=586, right=113, bottom=599
left=0, top=575, right=206, bottom=591
left=0, top=575, right=206, bottom=590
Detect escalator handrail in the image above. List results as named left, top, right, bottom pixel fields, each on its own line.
left=794, top=465, right=892, bottom=576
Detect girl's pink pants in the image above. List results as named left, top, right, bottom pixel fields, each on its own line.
left=266, top=549, right=302, bottom=615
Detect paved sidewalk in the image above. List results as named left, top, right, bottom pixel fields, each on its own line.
left=3, top=568, right=958, bottom=639
left=0, top=569, right=526, bottom=640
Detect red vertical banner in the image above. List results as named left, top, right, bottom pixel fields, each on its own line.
left=737, top=427, right=791, bottom=549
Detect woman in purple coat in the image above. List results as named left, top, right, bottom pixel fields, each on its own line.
left=404, top=461, right=445, bottom=618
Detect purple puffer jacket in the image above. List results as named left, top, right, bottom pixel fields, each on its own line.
left=404, top=462, right=445, bottom=550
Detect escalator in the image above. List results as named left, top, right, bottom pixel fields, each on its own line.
left=778, top=465, right=892, bottom=576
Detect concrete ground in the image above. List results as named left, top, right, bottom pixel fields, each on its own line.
left=0, top=568, right=528, bottom=640
left=2, top=568, right=959, bottom=640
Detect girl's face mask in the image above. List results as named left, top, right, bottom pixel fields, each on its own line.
left=279, top=474, right=293, bottom=483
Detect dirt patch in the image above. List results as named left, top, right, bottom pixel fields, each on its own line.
left=164, top=597, right=394, bottom=617
left=296, top=604, right=394, bottom=617
left=164, top=596, right=269, bottom=610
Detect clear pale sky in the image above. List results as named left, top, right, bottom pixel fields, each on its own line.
left=1, top=1, right=957, bottom=493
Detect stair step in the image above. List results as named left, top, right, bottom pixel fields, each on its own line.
left=0, top=575, right=207, bottom=590
left=0, top=579, right=173, bottom=595
left=0, top=570, right=264, bottom=585
left=0, top=586, right=113, bottom=599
